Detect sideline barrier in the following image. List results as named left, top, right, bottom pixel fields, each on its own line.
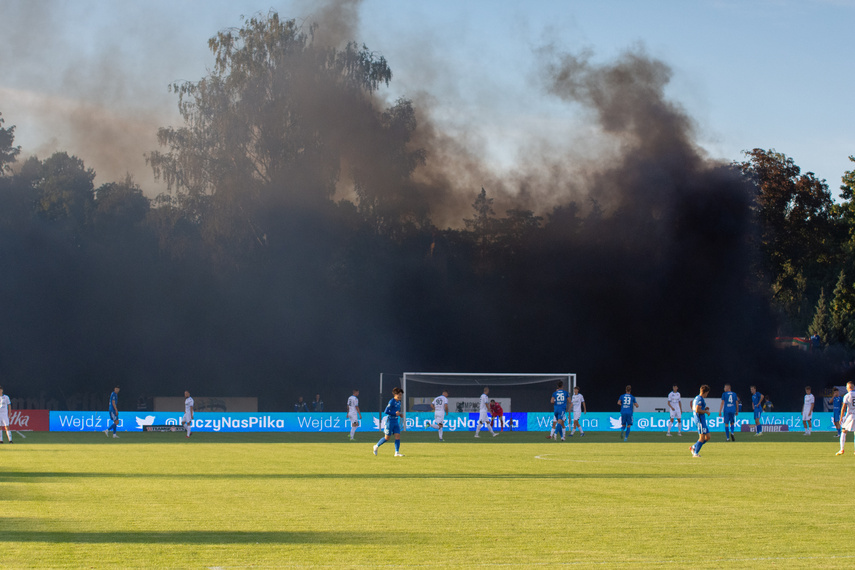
left=48, top=411, right=840, bottom=433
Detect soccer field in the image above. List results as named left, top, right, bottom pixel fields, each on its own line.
left=0, top=431, right=849, bottom=568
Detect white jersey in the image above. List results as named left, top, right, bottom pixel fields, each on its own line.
left=347, top=396, right=359, bottom=414
left=432, top=395, right=448, bottom=417
left=667, top=391, right=681, bottom=412
left=184, top=397, right=194, bottom=416
left=479, top=394, right=489, bottom=414
left=802, top=394, right=815, bottom=415
left=0, top=394, right=9, bottom=420
left=843, top=392, right=855, bottom=431
left=571, top=393, right=584, bottom=414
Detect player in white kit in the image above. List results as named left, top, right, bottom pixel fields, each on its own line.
left=347, top=389, right=361, bottom=440
left=570, top=386, right=586, bottom=436
left=430, top=389, right=449, bottom=441
left=802, top=386, right=815, bottom=436
left=182, top=391, right=194, bottom=438
left=474, top=387, right=497, bottom=438
left=666, top=385, right=682, bottom=436
left=836, top=381, right=855, bottom=455
left=0, top=386, right=12, bottom=443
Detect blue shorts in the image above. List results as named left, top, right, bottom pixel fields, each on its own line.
left=554, top=411, right=566, bottom=422
left=753, top=409, right=762, bottom=420
left=697, top=418, right=709, bottom=435
left=834, top=411, right=842, bottom=424
left=620, top=413, right=633, bottom=428
left=383, top=421, right=400, bottom=436
left=723, top=411, right=735, bottom=424
left=109, top=411, right=118, bottom=422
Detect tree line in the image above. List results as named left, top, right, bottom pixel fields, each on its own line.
left=1, top=13, right=853, bottom=411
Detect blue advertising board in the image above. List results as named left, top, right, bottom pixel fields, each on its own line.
left=49, top=411, right=839, bottom=433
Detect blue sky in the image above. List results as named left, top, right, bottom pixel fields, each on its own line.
left=2, top=0, right=853, bottom=197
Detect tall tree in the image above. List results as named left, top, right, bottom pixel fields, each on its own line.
left=740, top=149, right=838, bottom=331
left=0, top=112, right=21, bottom=174
left=146, top=11, right=407, bottom=262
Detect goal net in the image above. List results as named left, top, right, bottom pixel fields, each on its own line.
left=401, top=372, right=575, bottom=416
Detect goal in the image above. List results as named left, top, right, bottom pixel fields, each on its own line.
left=399, top=372, right=576, bottom=414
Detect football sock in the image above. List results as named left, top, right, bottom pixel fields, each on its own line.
left=488, top=423, right=495, bottom=434
left=376, top=437, right=386, bottom=448
left=550, top=427, right=556, bottom=437
left=840, top=431, right=846, bottom=451
left=186, top=423, right=191, bottom=436
left=757, top=424, right=762, bottom=434
left=724, top=426, right=730, bottom=439
left=556, top=424, right=563, bottom=438
left=394, top=439, right=400, bottom=453
left=625, top=426, right=631, bottom=438
left=475, top=424, right=482, bottom=436
left=350, top=427, right=356, bottom=438
left=438, top=427, right=443, bottom=439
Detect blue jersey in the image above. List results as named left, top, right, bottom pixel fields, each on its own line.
left=692, top=395, right=707, bottom=420
left=619, top=394, right=636, bottom=414
left=751, top=391, right=762, bottom=410
left=552, top=390, right=569, bottom=413
left=721, top=391, right=738, bottom=412
left=384, top=398, right=401, bottom=426
left=833, top=395, right=844, bottom=414
left=108, top=391, right=118, bottom=412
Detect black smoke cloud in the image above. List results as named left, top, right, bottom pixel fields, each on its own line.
left=0, top=4, right=830, bottom=413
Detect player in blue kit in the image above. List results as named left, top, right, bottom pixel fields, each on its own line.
left=103, top=386, right=120, bottom=438
left=718, top=383, right=739, bottom=442
left=691, top=385, right=711, bottom=457
left=373, top=387, right=405, bottom=457
left=549, top=381, right=569, bottom=441
left=750, top=386, right=764, bottom=436
left=617, top=385, right=638, bottom=441
left=831, top=387, right=844, bottom=437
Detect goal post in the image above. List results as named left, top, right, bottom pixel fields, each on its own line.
left=401, top=372, right=576, bottom=416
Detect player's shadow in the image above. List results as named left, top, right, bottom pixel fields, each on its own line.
left=0, top=471, right=702, bottom=481
left=0, top=530, right=381, bottom=544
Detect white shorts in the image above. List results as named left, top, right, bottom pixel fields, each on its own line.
left=479, top=410, right=490, bottom=424
left=572, top=410, right=582, bottom=421
left=348, top=412, right=360, bottom=426
left=434, top=413, right=445, bottom=425
left=670, top=410, right=681, bottom=420
left=0, top=416, right=7, bottom=427
left=802, top=412, right=812, bottom=423
left=183, top=412, right=192, bottom=424
left=843, top=414, right=855, bottom=432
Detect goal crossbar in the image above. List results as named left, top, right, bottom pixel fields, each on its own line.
left=401, top=372, right=575, bottom=413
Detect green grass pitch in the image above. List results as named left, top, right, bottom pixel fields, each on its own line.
left=0, top=430, right=851, bottom=568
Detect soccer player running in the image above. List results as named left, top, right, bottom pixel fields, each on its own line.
left=430, top=389, right=449, bottom=441
left=374, top=387, right=405, bottom=457
left=0, top=386, right=12, bottom=443
left=831, top=387, right=843, bottom=437
left=347, top=389, right=361, bottom=440
left=666, top=385, right=682, bottom=437
left=802, top=386, right=815, bottom=436
left=103, top=386, right=120, bottom=438
left=617, top=385, right=638, bottom=441
left=182, top=391, right=194, bottom=438
left=475, top=387, right=497, bottom=438
left=750, top=386, right=765, bottom=436
left=836, top=381, right=855, bottom=455
left=690, top=385, right=712, bottom=458
left=718, top=383, right=738, bottom=442
left=549, top=381, right=569, bottom=441
left=570, top=386, right=586, bottom=436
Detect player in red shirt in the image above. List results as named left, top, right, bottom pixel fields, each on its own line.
left=490, top=400, right=505, bottom=431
